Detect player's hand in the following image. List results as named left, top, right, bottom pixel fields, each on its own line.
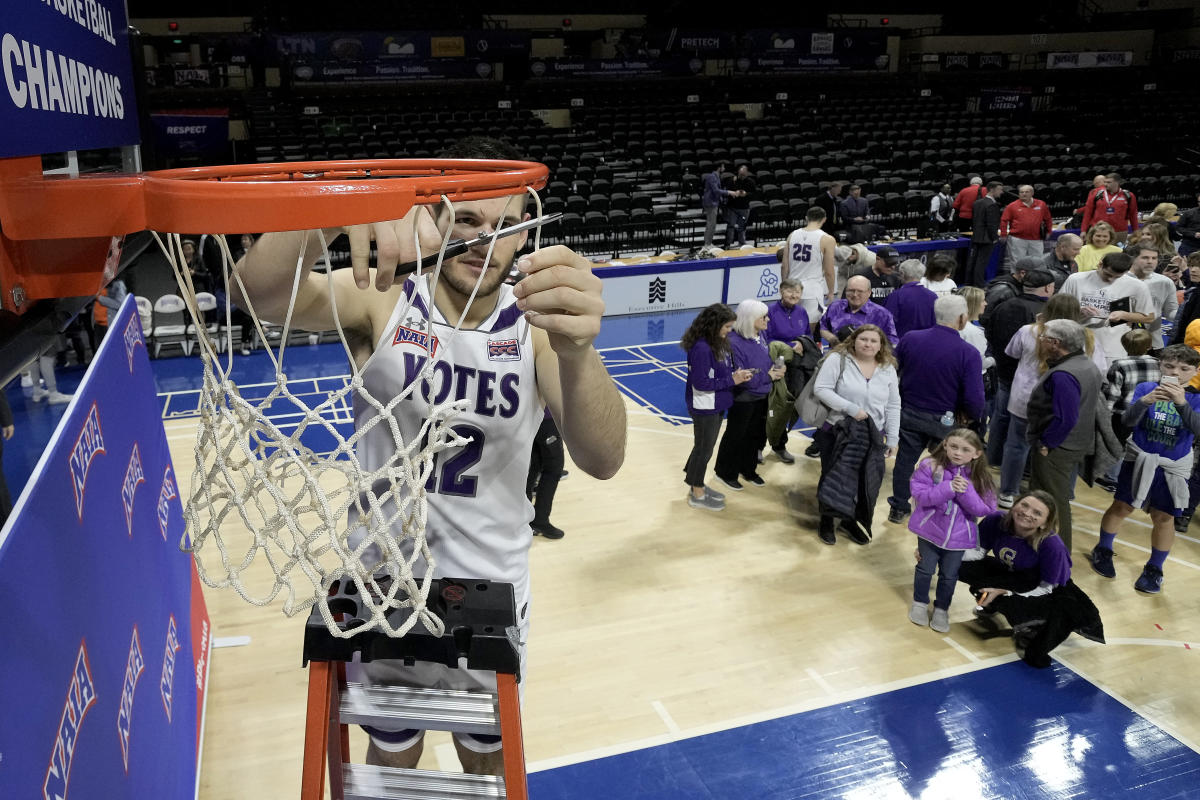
left=885, top=446, right=897, bottom=459
left=513, top=245, right=605, bottom=354
left=1, top=425, right=12, bottom=440
left=344, top=206, right=442, bottom=292
left=853, top=409, right=869, bottom=421
left=1080, top=305, right=1105, bottom=318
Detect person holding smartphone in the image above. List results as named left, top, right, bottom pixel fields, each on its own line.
left=1089, top=345, right=1200, bottom=594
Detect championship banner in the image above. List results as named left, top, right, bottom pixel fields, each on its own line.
left=290, top=58, right=494, bottom=83
left=980, top=88, right=1033, bottom=113
left=1046, top=51, right=1133, bottom=69
left=150, top=108, right=229, bottom=157
left=0, top=0, right=141, bottom=158
left=0, top=296, right=210, bottom=800
left=941, top=52, right=1007, bottom=71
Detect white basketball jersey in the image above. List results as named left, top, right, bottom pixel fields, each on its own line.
left=351, top=275, right=543, bottom=613
left=786, top=227, right=829, bottom=298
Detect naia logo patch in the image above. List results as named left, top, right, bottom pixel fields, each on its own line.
left=487, top=338, right=521, bottom=361
left=392, top=313, right=439, bottom=357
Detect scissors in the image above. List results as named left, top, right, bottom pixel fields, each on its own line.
left=391, top=212, right=563, bottom=278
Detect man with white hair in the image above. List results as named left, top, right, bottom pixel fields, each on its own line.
left=952, top=176, right=986, bottom=233
left=1000, top=185, right=1053, bottom=271
left=1026, top=318, right=1104, bottom=548
left=887, top=295, right=986, bottom=524
left=884, top=259, right=937, bottom=338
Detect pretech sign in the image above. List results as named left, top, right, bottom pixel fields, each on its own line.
left=1, top=0, right=140, bottom=158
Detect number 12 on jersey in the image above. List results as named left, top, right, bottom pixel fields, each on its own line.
left=424, top=424, right=485, bottom=497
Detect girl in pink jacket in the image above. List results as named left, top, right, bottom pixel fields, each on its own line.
left=908, top=429, right=997, bottom=633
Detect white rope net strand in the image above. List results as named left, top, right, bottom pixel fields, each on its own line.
left=151, top=189, right=546, bottom=639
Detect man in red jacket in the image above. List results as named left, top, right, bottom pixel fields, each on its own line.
left=952, top=176, right=986, bottom=233
left=1081, top=172, right=1139, bottom=242
left=1000, top=185, right=1053, bottom=271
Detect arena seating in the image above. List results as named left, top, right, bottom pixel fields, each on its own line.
left=231, top=79, right=1200, bottom=259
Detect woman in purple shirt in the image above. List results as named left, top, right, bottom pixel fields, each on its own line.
left=714, top=300, right=785, bottom=491
left=683, top=304, right=753, bottom=511
left=959, top=490, right=1104, bottom=666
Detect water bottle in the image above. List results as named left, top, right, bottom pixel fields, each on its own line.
left=775, top=355, right=786, bottom=369
left=941, top=411, right=955, bottom=427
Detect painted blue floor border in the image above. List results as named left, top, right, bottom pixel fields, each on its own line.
left=528, top=660, right=1200, bottom=799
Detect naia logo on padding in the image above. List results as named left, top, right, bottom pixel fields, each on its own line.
left=117, top=626, right=145, bottom=773
left=392, top=313, right=439, bottom=356
left=122, top=443, right=145, bottom=536
left=70, top=402, right=106, bottom=521
left=44, top=641, right=97, bottom=800
left=487, top=338, right=521, bottom=361
left=157, top=465, right=177, bottom=541
left=160, top=615, right=180, bottom=723
left=123, top=313, right=144, bottom=372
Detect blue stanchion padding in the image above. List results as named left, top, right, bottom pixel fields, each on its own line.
left=0, top=296, right=210, bottom=800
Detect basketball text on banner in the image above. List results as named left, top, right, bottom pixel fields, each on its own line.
left=0, top=0, right=141, bottom=158
left=0, top=296, right=210, bottom=800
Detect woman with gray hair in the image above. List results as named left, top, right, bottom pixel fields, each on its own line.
left=714, top=299, right=785, bottom=490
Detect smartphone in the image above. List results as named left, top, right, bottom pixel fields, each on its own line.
left=1162, top=376, right=1180, bottom=387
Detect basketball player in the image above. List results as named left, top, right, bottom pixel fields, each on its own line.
left=233, top=137, right=627, bottom=775
left=782, top=206, right=837, bottom=320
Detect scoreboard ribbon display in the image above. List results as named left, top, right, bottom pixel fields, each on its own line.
left=0, top=296, right=210, bottom=800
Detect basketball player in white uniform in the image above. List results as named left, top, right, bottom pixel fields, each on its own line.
left=234, top=137, right=627, bottom=775
left=782, top=206, right=837, bottom=321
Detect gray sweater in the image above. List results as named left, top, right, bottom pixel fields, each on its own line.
left=813, top=352, right=901, bottom=446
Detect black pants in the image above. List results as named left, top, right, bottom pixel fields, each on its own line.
left=684, top=413, right=723, bottom=487
left=815, top=425, right=878, bottom=530
left=715, top=397, right=767, bottom=481
left=967, top=242, right=995, bottom=288
left=527, top=416, right=565, bottom=526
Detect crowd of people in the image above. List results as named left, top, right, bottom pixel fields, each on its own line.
left=681, top=179, right=1200, bottom=666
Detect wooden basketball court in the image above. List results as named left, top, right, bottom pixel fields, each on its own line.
left=157, top=334, right=1200, bottom=799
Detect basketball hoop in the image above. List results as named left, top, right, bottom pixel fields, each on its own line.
left=125, top=159, right=550, bottom=639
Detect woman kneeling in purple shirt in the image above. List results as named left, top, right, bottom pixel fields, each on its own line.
left=960, top=490, right=1105, bottom=667
left=714, top=300, right=785, bottom=491
left=682, top=304, right=753, bottom=511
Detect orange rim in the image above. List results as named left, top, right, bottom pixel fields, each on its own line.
left=141, top=158, right=549, bottom=233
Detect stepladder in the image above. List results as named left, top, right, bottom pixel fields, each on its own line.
left=300, top=577, right=528, bottom=800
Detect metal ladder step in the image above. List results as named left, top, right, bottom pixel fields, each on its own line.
left=340, top=682, right=501, bottom=736
left=344, top=763, right=505, bottom=800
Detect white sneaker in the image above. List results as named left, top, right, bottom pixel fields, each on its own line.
left=47, top=391, right=74, bottom=405
left=20, top=372, right=33, bottom=388
left=31, top=387, right=49, bottom=402
left=997, top=494, right=1014, bottom=510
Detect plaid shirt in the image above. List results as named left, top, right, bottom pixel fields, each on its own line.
left=1105, top=355, right=1160, bottom=412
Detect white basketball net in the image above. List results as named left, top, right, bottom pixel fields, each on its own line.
left=153, top=188, right=545, bottom=639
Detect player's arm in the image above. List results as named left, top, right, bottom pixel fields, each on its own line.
left=521, top=245, right=626, bottom=480
left=820, top=236, right=836, bottom=303
left=232, top=208, right=440, bottom=333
